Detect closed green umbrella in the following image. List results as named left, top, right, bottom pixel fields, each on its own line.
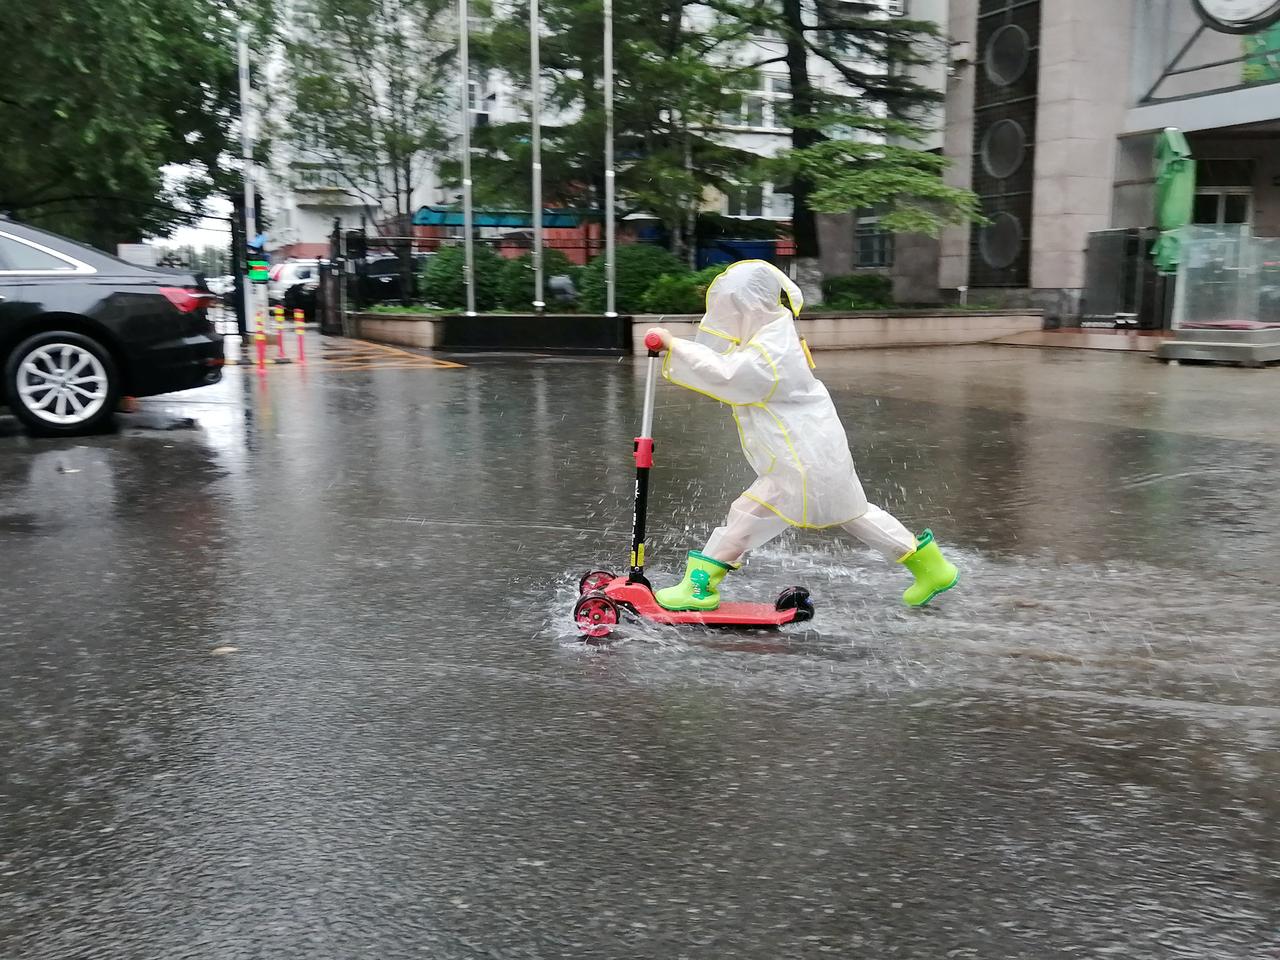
left=1152, top=127, right=1196, bottom=275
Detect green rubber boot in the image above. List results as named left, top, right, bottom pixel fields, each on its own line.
left=899, top=530, right=959, bottom=607
left=655, top=551, right=733, bottom=611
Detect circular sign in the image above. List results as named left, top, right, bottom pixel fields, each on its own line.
left=985, top=24, right=1032, bottom=86
left=981, top=119, right=1027, bottom=179
left=1192, top=0, right=1280, bottom=33
left=979, top=213, right=1023, bottom=271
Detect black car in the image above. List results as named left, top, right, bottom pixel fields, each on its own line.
left=357, top=253, right=432, bottom=305
left=0, top=218, right=222, bottom=435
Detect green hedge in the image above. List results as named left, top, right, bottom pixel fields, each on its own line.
left=579, top=244, right=685, bottom=313
left=638, top=265, right=727, bottom=314
left=419, top=245, right=505, bottom=311
left=497, top=249, right=578, bottom=310
left=820, top=273, right=893, bottom=310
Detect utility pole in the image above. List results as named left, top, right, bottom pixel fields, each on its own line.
left=459, top=0, right=477, bottom=316
left=238, top=24, right=256, bottom=338
left=603, top=0, right=617, bottom=318
left=530, top=0, right=545, bottom=312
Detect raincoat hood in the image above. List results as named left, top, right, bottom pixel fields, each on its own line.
left=698, top=260, right=803, bottom=348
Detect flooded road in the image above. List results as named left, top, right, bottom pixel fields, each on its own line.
left=2, top=340, right=1277, bottom=958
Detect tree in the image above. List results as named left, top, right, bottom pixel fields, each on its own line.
left=278, top=0, right=454, bottom=297
left=702, top=0, right=979, bottom=259
left=278, top=0, right=452, bottom=232
left=471, top=0, right=759, bottom=263
left=0, top=0, right=245, bottom=249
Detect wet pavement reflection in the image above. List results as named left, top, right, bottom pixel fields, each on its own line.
left=1, top=340, right=1277, bottom=958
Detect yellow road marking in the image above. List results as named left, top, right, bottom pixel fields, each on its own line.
left=314, top=337, right=465, bottom=371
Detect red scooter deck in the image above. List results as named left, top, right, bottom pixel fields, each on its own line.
left=569, top=577, right=812, bottom=639
left=604, top=578, right=801, bottom=626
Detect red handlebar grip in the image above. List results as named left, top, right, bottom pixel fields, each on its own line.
left=644, top=332, right=665, bottom=351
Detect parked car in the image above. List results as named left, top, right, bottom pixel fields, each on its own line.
left=0, top=218, right=222, bottom=435
left=357, top=253, right=433, bottom=305
left=205, top=274, right=236, bottom=297
left=283, top=275, right=319, bottom=323
left=268, top=259, right=323, bottom=304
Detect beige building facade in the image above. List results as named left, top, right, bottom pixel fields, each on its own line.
left=939, top=0, right=1280, bottom=321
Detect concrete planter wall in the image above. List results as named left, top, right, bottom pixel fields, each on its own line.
left=350, top=309, right=1045, bottom=356
left=351, top=313, right=442, bottom=349
left=350, top=312, right=628, bottom=352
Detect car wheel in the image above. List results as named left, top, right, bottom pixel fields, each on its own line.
left=4, top=331, right=120, bottom=436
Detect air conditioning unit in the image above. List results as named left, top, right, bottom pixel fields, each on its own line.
left=884, top=0, right=907, bottom=15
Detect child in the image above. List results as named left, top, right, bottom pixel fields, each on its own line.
left=645, top=259, right=958, bottom=611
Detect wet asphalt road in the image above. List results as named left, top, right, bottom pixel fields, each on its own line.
left=1, top=338, right=1277, bottom=959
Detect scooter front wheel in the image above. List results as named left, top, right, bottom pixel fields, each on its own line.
left=578, top=570, right=617, bottom=595
left=574, top=592, right=620, bottom=641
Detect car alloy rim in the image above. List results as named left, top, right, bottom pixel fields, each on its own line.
left=17, top=343, right=109, bottom=425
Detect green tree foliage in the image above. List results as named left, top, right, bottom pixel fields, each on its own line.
left=704, top=0, right=980, bottom=255
left=796, top=134, right=982, bottom=235
left=0, top=0, right=245, bottom=248
left=471, top=0, right=758, bottom=262
left=579, top=243, right=684, bottom=313
left=639, top=265, right=726, bottom=314
left=277, top=0, right=453, bottom=234
left=820, top=272, right=892, bottom=309
left=497, top=249, right=577, bottom=309
left=155, top=244, right=232, bottom=276
left=420, top=244, right=505, bottom=310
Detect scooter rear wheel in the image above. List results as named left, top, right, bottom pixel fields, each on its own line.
left=574, top=592, right=620, bottom=641
left=578, top=570, right=617, bottom=595
left=775, top=586, right=815, bottom=623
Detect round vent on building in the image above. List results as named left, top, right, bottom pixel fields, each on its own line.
left=979, top=213, right=1023, bottom=270
left=985, top=24, right=1031, bottom=86
left=981, top=119, right=1027, bottom=179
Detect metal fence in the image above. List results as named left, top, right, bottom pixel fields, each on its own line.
left=312, top=223, right=794, bottom=332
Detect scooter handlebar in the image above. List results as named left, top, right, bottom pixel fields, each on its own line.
left=644, top=332, right=665, bottom=352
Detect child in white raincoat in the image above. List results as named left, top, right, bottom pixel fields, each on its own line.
left=645, top=259, right=958, bottom=611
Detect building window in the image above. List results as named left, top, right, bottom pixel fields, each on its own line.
left=720, top=74, right=791, bottom=130
left=294, top=166, right=346, bottom=190
left=726, top=185, right=765, bottom=217
left=855, top=211, right=894, bottom=267
left=767, top=183, right=793, bottom=219
left=1193, top=190, right=1252, bottom=227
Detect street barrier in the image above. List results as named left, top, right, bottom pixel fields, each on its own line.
left=294, top=308, right=307, bottom=363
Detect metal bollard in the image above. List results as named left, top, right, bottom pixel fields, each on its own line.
left=255, top=310, right=267, bottom=370
left=272, top=305, right=290, bottom=362
left=293, top=308, right=306, bottom=363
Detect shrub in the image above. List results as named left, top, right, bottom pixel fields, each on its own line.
left=820, top=273, right=893, bottom=309
left=579, top=244, right=685, bottom=313
left=497, top=249, right=577, bottom=310
left=639, top=264, right=728, bottom=314
left=418, top=244, right=505, bottom=311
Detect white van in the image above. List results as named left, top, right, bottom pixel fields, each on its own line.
left=268, top=260, right=323, bottom=303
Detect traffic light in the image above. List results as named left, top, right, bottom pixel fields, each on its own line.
left=247, top=247, right=270, bottom=283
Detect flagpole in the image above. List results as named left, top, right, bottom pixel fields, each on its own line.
left=603, top=0, right=616, bottom=318
left=238, top=24, right=256, bottom=338
left=459, top=0, right=477, bottom=315
left=530, top=0, right=545, bottom=312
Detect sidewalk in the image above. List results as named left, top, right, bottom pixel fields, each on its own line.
left=993, top=328, right=1173, bottom=353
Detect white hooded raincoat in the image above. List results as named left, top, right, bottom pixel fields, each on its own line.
left=662, top=260, right=869, bottom=529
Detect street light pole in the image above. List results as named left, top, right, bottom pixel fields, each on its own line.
left=530, top=0, right=545, bottom=313
left=238, top=24, right=256, bottom=338
left=459, top=0, right=477, bottom=316
left=603, top=0, right=616, bottom=318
